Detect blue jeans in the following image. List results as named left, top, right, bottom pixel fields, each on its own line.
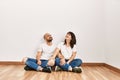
left=55, top=58, right=82, bottom=71
left=25, top=58, right=49, bottom=71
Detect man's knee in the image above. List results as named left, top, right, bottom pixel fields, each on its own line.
left=22, top=57, right=28, bottom=64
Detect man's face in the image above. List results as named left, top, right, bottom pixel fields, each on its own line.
left=44, top=33, right=53, bottom=42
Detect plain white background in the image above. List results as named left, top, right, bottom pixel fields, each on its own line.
left=0, top=0, right=120, bottom=69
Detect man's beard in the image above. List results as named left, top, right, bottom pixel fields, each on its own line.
left=47, top=38, right=53, bottom=42
left=47, top=39, right=52, bottom=42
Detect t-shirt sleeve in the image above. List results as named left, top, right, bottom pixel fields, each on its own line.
left=72, top=45, right=77, bottom=52
left=37, top=44, right=43, bottom=52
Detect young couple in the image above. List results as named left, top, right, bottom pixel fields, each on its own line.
left=22, top=31, right=82, bottom=73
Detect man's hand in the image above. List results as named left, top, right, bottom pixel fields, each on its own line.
left=37, top=60, right=41, bottom=65
left=60, top=58, right=66, bottom=65
left=47, top=58, right=55, bottom=66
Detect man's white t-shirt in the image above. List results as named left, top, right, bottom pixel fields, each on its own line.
left=57, top=42, right=77, bottom=59
left=37, top=43, right=56, bottom=60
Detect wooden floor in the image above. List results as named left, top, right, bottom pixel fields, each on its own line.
left=0, top=65, right=120, bottom=80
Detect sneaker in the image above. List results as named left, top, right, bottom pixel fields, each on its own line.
left=42, top=67, right=52, bottom=73
left=55, top=66, right=63, bottom=71
left=24, top=65, right=34, bottom=71
left=72, top=67, right=82, bottom=73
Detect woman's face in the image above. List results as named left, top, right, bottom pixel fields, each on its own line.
left=65, top=33, right=72, bottom=41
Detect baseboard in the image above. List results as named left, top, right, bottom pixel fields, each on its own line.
left=104, top=63, right=120, bottom=73
left=0, top=62, right=105, bottom=66
left=0, top=61, right=24, bottom=65
left=81, top=63, right=105, bottom=66
left=0, top=61, right=119, bottom=73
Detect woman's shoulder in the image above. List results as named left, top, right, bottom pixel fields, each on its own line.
left=73, top=44, right=77, bottom=50
left=73, top=44, right=77, bottom=47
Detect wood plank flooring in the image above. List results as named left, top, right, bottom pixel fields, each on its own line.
left=0, top=65, right=120, bottom=80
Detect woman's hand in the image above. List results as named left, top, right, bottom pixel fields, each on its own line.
left=60, top=58, right=66, bottom=65
left=67, top=61, right=70, bottom=64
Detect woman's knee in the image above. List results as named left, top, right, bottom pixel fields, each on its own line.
left=22, top=57, right=28, bottom=64
left=55, top=58, right=61, bottom=66
left=55, top=58, right=60, bottom=63
left=76, top=59, right=82, bottom=66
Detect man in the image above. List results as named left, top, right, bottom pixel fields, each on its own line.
left=22, top=33, right=56, bottom=73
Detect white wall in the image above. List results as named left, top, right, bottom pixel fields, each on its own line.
left=105, top=0, right=120, bottom=68
left=0, top=0, right=105, bottom=62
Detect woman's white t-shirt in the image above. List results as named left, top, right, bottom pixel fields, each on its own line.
left=57, top=42, right=77, bottom=59
left=37, top=43, right=56, bottom=60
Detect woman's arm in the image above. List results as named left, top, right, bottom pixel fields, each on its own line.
left=67, top=52, right=76, bottom=64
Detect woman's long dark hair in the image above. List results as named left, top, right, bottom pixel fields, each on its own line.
left=64, top=31, right=76, bottom=48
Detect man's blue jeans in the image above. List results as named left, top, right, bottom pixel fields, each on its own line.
left=25, top=58, right=49, bottom=71
left=55, top=58, right=82, bottom=71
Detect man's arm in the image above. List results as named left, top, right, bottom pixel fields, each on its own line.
left=50, top=48, right=60, bottom=59
left=36, top=51, right=42, bottom=65
left=50, top=48, right=66, bottom=66
left=53, top=49, right=66, bottom=66
left=47, top=48, right=60, bottom=66
left=58, top=52, right=66, bottom=65
left=58, top=52, right=64, bottom=59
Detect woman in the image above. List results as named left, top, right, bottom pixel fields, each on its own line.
left=52, top=31, right=82, bottom=73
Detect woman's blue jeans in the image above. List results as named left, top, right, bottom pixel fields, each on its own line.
left=55, top=58, right=82, bottom=71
